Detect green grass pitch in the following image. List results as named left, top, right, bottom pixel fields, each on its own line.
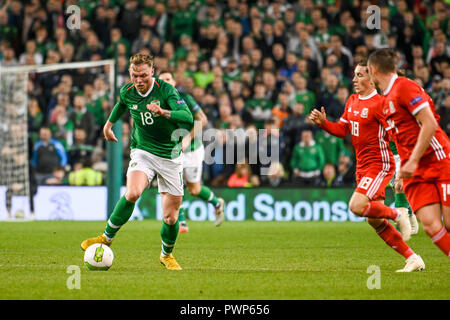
left=0, top=220, right=449, bottom=300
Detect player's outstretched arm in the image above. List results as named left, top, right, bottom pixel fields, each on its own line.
left=309, top=106, right=349, bottom=138
left=399, top=107, right=438, bottom=178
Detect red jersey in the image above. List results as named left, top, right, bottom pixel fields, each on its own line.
left=381, top=74, right=450, bottom=178
left=320, top=90, right=394, bottom=174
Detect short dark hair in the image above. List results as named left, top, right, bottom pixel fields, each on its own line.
left=368, top=49, right=397, bottom=73
left=158, top=70, right=173, bottom=77
left=357, top=58, right=369, bottom=73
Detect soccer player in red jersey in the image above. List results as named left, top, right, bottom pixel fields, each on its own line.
left=309, top=61, right=425, bottom=272
left=368, top=48, right=450, bottom=260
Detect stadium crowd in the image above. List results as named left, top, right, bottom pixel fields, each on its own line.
left=0, top=0, right=449, bottom=188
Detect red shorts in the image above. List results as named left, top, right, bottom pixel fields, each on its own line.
left=403, top=179, right=450, bottom=212
left=356, top=167, right=394, bottom=200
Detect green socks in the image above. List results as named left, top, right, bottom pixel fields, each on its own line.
left=161, top=220, right=179, bottom=256
left=178, top=207, right=187, bottom=225
left=104, top=196, right=135, bottom=240
left=198, top=186, right=219, bottom=208
left=395, top=192, right=413, bottom=216
left=395, top=192, right=409, bottom=208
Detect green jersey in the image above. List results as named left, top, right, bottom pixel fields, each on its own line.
left=295, top=90, right=316, bottom=115
left=179, top=91, right=203, bottom=153
left=315, top=131, right=347, bottom=165
left=245, top=98, right=273, bottom=129
left=108, top=79, right=193, bottom=159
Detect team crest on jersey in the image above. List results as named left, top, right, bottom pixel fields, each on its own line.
left=361, top=108, right=368, bottom=118
left=150, top=100, right=160, bottom=107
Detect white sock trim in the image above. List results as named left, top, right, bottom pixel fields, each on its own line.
left=161, top=240, right=175, bottom=248
left=107, top=219, right=121, bottom=229
left=431, top=227, right=447, bottom=243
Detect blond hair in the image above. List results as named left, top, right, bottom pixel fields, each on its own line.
left=129, top=53, right=154, bottom=68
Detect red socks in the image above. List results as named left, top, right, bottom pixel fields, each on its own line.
left=431, top=227, right=450, bottom=258
left=374, top=219, right=414, bottom=259
left=362, top=201, right=398, bottom=220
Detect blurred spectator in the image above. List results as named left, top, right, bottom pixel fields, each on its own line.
left=69, top=94, right=97, bottom=146
left=292, top=73, right=316, bottom=115
left=27, top=97, right=44, bottom=146
left=317, top=163, right=339, bottom=188
left=67, top=128, right=94, bottom=170
left=334, top=153, right=356, bottom=187
left=315, top=130, right=347, bottom=168
left=119, top=0, right=141, bottom=42
left=245, top=82, right=273, bottom=129
left=272, top=92, right=291, bottom=128
left=106, top=27, right=130, bottom=58
left=227, top=163, right=256, bottom=188
left=278, top=51, right=297, bottom=83
left=281, top=101, right=307, bottom=165
left=194, top=60, right=214, bottom=88
left=68, top=156, right=103, bottom=186
left=171, top=0, right=196, bottom=42
left=290, top=129, right=324, bottom=186
left=263, top=161, right=286, bottom=187
left=259, top=118, right=285, bottom=179
left=32, top=126, right=68, bottom=185
left=131, top=26, right=153, bottom=55
left=19, top=39, right=43, bottom=65
left=0, top=45, right=18, bottom=66
left=49, top=101, right=74, bottom=149
left=44, top=166, right=68, bottom=186
left=317, top=73, right=343, bottom=121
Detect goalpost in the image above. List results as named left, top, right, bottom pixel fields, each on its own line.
left=0, top=60, right=116, bottom=220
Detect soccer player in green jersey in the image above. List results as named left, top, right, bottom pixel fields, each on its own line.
left=159, top=71, right=225, bottom=233
left=81, top=54, right=193, bottom=270
left=389, top=140, right=420, bottom=235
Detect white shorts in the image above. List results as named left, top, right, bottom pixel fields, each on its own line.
left=183, top=145, right=204, bottom=184
left=127, top=148, right=184, bottom=196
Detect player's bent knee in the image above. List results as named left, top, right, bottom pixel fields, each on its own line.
left=125, top=189, right=143, bottom=202
left=163, top=215, right=178, bottom=225
left=421, top=220, right=444, bottom=237
left=187, top=184, right=200, bottom=196
left=349, top=201, right=365, bottom=216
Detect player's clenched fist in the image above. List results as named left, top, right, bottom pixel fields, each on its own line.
left=147, top=102, right=170, bottom=118
left=146, top=102, right=162, bottom=114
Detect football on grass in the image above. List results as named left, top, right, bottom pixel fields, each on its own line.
left=84, top=243, right=114, bottom=271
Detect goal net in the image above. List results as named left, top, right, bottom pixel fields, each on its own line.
left=0, top=60, right=115, bottom=220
